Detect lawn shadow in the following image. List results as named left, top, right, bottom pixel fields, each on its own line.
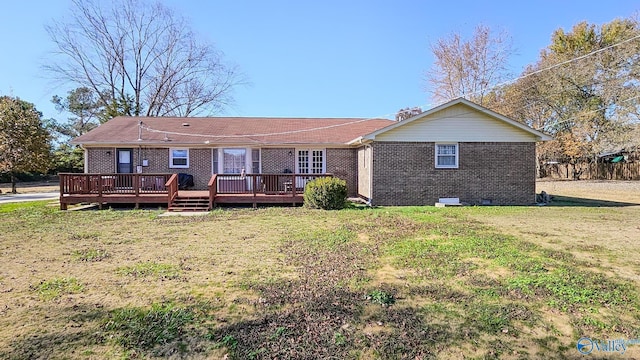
left=0, top=303, right=108, bottom=359
left=547, top=195, right=640, bottom=207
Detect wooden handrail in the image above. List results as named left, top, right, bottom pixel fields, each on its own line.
left=208, top=174, right=218, bottom=209
left=165, top=174, right=179, bottom=205
left=59, top=173, right=173, bottom=195
left=212, top=173, right=333, bottom=195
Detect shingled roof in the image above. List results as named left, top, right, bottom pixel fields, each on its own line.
left=72, top=116, right=395, bottom=146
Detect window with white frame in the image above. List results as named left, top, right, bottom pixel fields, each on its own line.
left=169, top=148, right=189, bottom=168
left=251, top=149, right=260, bottom=173
left=223, top=148, right=246, bottom=174
left=212, top=148, right=218, bottom=174
left=435, top=143, right=458, bottom=168
left=297, top=149, right=325, bottom=174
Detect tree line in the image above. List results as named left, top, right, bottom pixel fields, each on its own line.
left=424, top=18, right=640, bottom=171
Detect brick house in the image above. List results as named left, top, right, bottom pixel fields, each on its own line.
left=71, top=98, right=551, bottom=206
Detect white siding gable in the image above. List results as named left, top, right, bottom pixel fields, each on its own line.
left=375, top=103, right=540, bottom=142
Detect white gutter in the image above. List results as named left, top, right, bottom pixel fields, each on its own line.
left=367, top=144, right=373, bottom=206
left=83, top=146, right=88, bottom=174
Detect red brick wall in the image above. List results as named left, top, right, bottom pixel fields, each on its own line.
left=326, top=148, right=357, bottom=197
left=261, top=148, right=295, bottom=173
left=371, top=142, right=536, bottom=205
left=86, top=148, right=116, bottom=173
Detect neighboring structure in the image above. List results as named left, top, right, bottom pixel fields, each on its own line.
left=71, top=98, right=551, bottom=206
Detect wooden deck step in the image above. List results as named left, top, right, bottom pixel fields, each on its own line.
left=169, top=196, right=210, bottom=212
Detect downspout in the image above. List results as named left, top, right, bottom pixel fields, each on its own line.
left=365, top=143, right=373, bottom=207
left=137, top=120, right=143, bottom=173
left=82, top=146, right=88, bottom=173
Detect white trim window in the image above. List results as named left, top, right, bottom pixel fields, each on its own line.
left=212, top=148, right=218, bottom=174
left=222, top=148, right=246, bottom=174
left=169, top=148, right=189, bottom=168
left=435, top=143, right=458, bottom=169
left=296, top=149, right=325, bottom=174
left=251, top=149, right=260, bottom=173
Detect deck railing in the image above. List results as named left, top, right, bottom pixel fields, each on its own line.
left=209, top=173, right=333, bottom=196
left=60, top=173, right=174, bottom=195
left=208, top=174, right=218, bottom=209
left=165, top=174, right=179, bottom=205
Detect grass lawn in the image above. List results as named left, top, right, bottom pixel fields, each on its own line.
left=1, top=182, right=639, bottom=359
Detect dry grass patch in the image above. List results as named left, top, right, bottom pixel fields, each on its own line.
left=0, top=180, right=58, bottom=194
left=470, top=180, right=640, bottom=284
left=1, top=193, right=640, bottom=358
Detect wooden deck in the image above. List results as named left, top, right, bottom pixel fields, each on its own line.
left=59, top=173, right=174, bottom=210
left=61, top=193, right=168, bottom=207
left=59, top=173, right=331, bottom=210
left=213, top=193, right=304, bottom=205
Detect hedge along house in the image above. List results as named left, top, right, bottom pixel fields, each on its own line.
left=66, top=98, right=551, bottom=208
left=352, top=98, right=552, bottom=205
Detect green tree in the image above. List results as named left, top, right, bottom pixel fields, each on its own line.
left=51, top=144, right=84, bottom=173
left=0, top=96, right=52, bottom=193
left=485, top=17, right=640, bottom=174
left=99, top=93, right=135, bottom=123
left=51, top=87, right=105, bottom=139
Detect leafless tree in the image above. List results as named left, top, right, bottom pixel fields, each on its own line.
left=426, top=25, right=514, bottom=105
left=45, top=0, right=242, bottom=117
left=395, top=107, right=422, bottom=121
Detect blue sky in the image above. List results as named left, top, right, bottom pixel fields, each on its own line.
left=0, top=1, right=638, bottom=121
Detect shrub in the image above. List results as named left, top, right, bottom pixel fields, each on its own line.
left=303, top=177, right=347, bottom=210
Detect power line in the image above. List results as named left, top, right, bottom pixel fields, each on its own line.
left=446, top=32, right=640, bottom=102
left=139, top=32, right=640, bottom=140
left=534, top=94, right=640, bottom=132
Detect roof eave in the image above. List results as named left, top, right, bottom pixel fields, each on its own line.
left=73, top=141, right=355, bottom=147
left=347, top=136, right=374, bottom=146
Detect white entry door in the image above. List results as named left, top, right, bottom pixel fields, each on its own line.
left=296, top=149, right=325, bottom=188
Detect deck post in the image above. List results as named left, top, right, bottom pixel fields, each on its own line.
left=292, top=174, right=297, bottom=206
left=207, top=174, right=217, bottom=210
left=97, top=175, right=103, bottom=205
left=291, top=174, right=296, bottom=197
left=59, top=175, right=65, bottom=210
left=252, top=175, right=257, bottom=209
left=134, top=174, right=140, bottom=196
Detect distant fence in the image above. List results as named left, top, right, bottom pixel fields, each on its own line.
left=540, top=162, right=640, bottom=180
